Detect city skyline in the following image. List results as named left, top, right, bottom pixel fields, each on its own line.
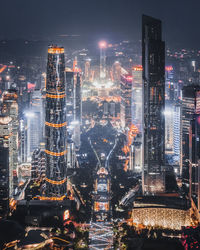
left=0, top=4, right=200, bottom=249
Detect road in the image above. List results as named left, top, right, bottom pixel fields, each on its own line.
left=89, top=135, right=117, bottom=249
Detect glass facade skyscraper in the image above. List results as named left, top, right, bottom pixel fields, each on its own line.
left=45, top=46, right=67, bottom=197
left=142, top=15, right=165, bottom=193
left=181, top=86, right=200, bottom=187
left=132, top=65, right=143, bottom=132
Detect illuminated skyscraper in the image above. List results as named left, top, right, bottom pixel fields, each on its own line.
left=0, top=146, right=9, bottom=218
left=84, top=59, right=91, bottom=82
left=112, top=61, right=121, bottom=83
left=66, top=69, right=74, bottom=127
left=189, top=115, right=200, bottom=214
left=66, top=68, right=82, bottom=149
left=165, top=101, right=174, bottom=155
left=142, top=15, right=165, bottom=193
left=45, top=46, right=67, bottom=197
left=74, top=73, right=82, bottom=125
left=0, top=116, right=15, bottom=197
left=1, top=90, right=19, bottom=189
left=120, top=74, right=133, bottom=129
left=181, top=86, right=200, bottom=184
left=132, top=65, right=143, bottom=132
left=99, top=41, right=107, bottom=79
left=26, top=90, right=43, bottom=161
left=173, top=103, right=181, bottom=166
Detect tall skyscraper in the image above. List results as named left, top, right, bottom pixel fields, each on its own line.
left=181, top=86, right=200, bottom=185
left=120, top=74, right=133, bottom=129
left=142, top=15, right=165, bottom=193
left=74, top=73, right=82, bottom=125
left=132, top=65, right=143, bottom=132
left=66, top=69, right=74, bottom=127
left=165, top=100, right=174, bottom=155
left=66, top=68, right=82, bottom=149
left=0, top=146, right=9, bottom=218
left=173, top=102, right=181, bottom=166
left=0, top=90, right=19, bottom=191
left=45, top=46, right=67, bottom=197
left=26, top=89, right=43, bottom=162
left=0, top=116, right=15, bottom=197
left=99, top=41, right=107, bottom=79
left=84, top=59, right=91, bottom=82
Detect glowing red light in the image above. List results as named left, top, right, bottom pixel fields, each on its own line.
left=165, top=66, right=173, bottom=71
left=133, top=65, right=143, bottom=71
left=27, top=82, right=36, bottom=90
left=99, top=41, right=107, bottom=49
left=126, top=75, right=133, bottom=81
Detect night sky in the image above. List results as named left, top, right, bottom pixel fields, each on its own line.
left=0, top=0, right=200, bottom=48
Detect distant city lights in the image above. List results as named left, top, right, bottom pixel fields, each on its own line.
left=99, top=40, right=107, bottom=49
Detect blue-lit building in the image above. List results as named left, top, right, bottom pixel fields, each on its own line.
left=142, top=15, right=165, bottom=193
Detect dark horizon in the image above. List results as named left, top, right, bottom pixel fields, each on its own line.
left=0, top=0, right=200, bottom=49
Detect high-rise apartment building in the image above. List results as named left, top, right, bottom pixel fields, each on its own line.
left=142, top=15, right=165, bottom=193
left=1, top=90, right=19, bottom=189
left=45, top=46, right=67, bottom=197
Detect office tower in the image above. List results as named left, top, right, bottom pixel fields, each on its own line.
left=99, top=41, right=107, bottom=79
left=112, top=61, right=121, bottom=83
left=132, top=65, right=143, bottom=132
left=142, top=15, right=165, bottom=193
left=66, top=69, right=82, bottom=149
left=165, top=100, right=174, bottom=155
left=1, top=90, right=19, bottom=189
left=66, top=69, right=74, bottom=127
left=74, top=73, right=82, bottom=125
left=0, top=116, right=14, bottom=196
left=84, top=59, right=91, bottom=82
left=173, top=103, right=181, bottom=167
left=19, top=119, right=27, bottom=163
left=26, top=90, right=43, bottom=161
left=165, top=66, right=175, bottom=101
left=72, top=72, right=82, bottom=148
left=66, top=70, right=82, bottom=125
left=181, top=86, right=200, bottom=183
left=0, top=146, right=9, bottom=218
left=189, top=115, right=200, bottom=213
left=120, top=74, right=133, bottom=129
left=45, top=46, right=67, bottom=197
left=18, top=90, right=31, bottom=163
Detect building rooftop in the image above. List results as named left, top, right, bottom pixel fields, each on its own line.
left=133, top=195, right=191, bottom=210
